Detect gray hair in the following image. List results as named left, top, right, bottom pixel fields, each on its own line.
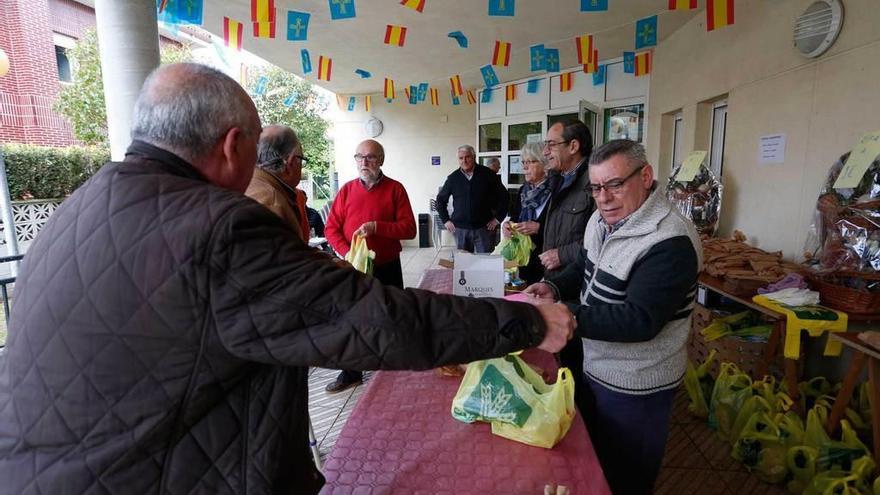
left=589, top=139, right=648, bottom=171
left=457, top=144, right=476, bottom=157
left=131, top=63, right=258, bottom=164
left=257, top=126, right=301, bottom=173
left=485, top=157, right=500, bottom=167
left=520, top=142, right=548, bottom=167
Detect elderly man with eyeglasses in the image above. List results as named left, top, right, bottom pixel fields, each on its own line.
left=525, top=139, right=703, bottom=495
left=323, top=138, right=417, bottom=392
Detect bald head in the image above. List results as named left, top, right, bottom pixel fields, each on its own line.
left=131, top=63, right=261, bottom=166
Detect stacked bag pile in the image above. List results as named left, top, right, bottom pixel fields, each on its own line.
left=685, top=352, right=878, bottom=494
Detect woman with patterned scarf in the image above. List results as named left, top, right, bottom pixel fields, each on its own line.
left=504, top=142, right=553, bottom=284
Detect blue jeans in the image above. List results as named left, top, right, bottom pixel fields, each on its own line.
left=452, top=227, right=493, bottom=253
left=581, top=374, right=676, bottom=495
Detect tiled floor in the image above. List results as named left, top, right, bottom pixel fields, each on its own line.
left=308, top=246, right=788, bottom=494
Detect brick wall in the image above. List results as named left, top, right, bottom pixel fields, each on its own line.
left=51, top=0, right=96, bottom=40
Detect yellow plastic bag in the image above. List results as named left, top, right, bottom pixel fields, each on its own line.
left=344, top=234, right=375, bottom=275
left=805, top=405, right=870, bottom=473
left=731, top=410, right=789, bottom=483
left=493, top=231, right=533, bottom=267
left=805, top=455, right=875, bottom=495
left=787, top=446, right=819, bottom=494
left=709, top=362, right=754, bottom=440
left=684, top=350, right=717, bottom=419
left=451, top=354, right=575, bottom=449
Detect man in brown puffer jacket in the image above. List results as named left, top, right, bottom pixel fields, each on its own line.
left=0, top=63, right=575, bottom=494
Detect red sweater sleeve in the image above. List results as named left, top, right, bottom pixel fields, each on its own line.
left=324, top=187, right=350, bottom=256
left=374, top=182, right=416, bottom=241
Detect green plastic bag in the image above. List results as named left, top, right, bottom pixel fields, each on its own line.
left=709, top=362, right=754, bottom=440
left=805, top=456, right=875, bottom=495
left=345, top=234, right=375, bottom=275
left=731, top=410, right=789, bottom=483
left=493, top=231, right=533, bottom=267
left=684, top=350, right=717, bottom=419
left=731, top=396, right=774, bottom=445
left=805, top=406, right=870, bottom=473
left=787, top=446, right=819, bottom=494
left=776, top=411, right=806, bottom=450
left=800, top=377, right=833, bottom=412
left=451, top=354, right=575, bottom=449
left=755, top=375, right=795, bottom=414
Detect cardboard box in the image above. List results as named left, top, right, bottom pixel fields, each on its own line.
left=452, top=253, right=504, bottom=298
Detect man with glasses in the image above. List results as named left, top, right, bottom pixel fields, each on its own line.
left=436, top=145, right=508, bottom=253
left=246, top=125, right=311, bottom=240
left=525, top=139, right=702, bottom=494
left=323, top=139, right=416, bottom=393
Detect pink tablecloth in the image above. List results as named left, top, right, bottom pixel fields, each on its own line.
left=318, top=267, right=610, bottom=494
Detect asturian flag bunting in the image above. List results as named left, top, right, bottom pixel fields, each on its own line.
left=492, top=40, right=511, bottom=67
left=384, top=24, right=407, bottom=46
left=575, top=35, right=594, bottom=65
left=317, top=55, right=332, bottom=81
left=223, top=17, right=244, bottom=51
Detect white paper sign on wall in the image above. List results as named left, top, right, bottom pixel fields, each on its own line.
left=758, top=134, right=786, bottom=165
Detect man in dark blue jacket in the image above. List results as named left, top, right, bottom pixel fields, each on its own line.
left=436, top=145, right=508, bottom=253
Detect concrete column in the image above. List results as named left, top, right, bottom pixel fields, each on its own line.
left=94, top=0, right=160, bottom=161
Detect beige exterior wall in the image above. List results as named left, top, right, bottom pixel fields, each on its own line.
left=646, top=0, right=880, bottom=259
left=330, top=98, right=476, bottom=247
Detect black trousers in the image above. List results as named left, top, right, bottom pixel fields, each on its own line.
left=337, top=258, right=403, bottom=383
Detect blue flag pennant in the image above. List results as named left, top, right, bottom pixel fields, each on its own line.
left=254, top=76, right=268, bottom=96
left=300, top=49, right=312, bottom=74
left=354, top=69, right=371, bottom=78
left=328, top=0, right=356, bottom=20
left=409, top=85, right=418, bottom=104
left=635, top=15, right=658, bottom=49
left=488, top=0, right=515, bottom=16
left=158, top=0, right=204, bottom=25
left=544, top=48, right=560, bottom=73
left=283, top=92, right=297, bottom=107
left=580, top=0, right=608, bottom=12
left=481, top=88, right=492, bottom=103
left=592, top=65, right=606, bottom=85
left=480, top=64, right=499, bottom=87
left=451, top=93, right=461, bottom=105
left=623, top=51, right=635, bottom=73
left=287, top=11, right=310, bottom=41
left=529, top=44, right=545, bottom=71
left=527, top=79, right=540, bottom=93
left=447, top=31, right=468, bottom=48
left=417, top=83, right=428, bottom=102
left=347, top=96, right=356, bottom=111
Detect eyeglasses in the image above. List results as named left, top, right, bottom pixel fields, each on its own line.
left=354, top=154, right=380, bottom=164
left=542, top=139, right=571, bottom=149
left=587, top=166, right=644, bottom=196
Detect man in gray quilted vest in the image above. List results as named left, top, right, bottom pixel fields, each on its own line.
left=526, top=139, right=702, bottom=495
left=0, top=63, right=575, bottom=494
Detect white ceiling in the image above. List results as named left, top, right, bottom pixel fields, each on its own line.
left=195, top=1, right=699, bottom=95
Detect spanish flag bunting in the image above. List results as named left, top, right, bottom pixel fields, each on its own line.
left=634, top=51, right=651, bottom=76
left=251, top=0, right=275, bottom=21
left=575, top=34, right=594, bottom=65
left=582, top=49, right=599, bottom=73
left=404, top=87, right=411, bottom=100
left=384, top=24, right=407, bottom=47
left=253, top=16, right=276, bottom=38
left=400, top=0, right=425, bottom=12
left=384, top=78, right=395, bottom=100
left=706, top=0, right=734, bottom=31
left=449, top=75, right=464, bottom=97
left=559, top=72, right=573, bottom=92
left=492, top=40, right=511, bottom=67
left=668, top=0, right=697, bottom=10
left=466, top=89, right=476, bottom=105
left=223, top=17, right=244, bottom=51
left=505, top=84, right=516, bottom=101
left=336, top=95, right=346, bottom=111
left=158, top=0, right=168, bottom=13
left=364, top=95, right=372, bottom=112
left=317, top=55, right=332, bottom=81
left=430, top=87, right=439, bottom=106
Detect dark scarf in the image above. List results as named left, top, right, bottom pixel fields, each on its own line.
left=518, top=179, right=552, bottom=222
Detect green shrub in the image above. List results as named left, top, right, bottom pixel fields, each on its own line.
left=0, top=144, right=109, bottom=200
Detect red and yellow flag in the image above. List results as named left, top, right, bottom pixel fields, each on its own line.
left=582, top=49, right=599, bottom=73
left=404, top=87, right=411, bottom=100
left=158, top=0, right=168, bottom=13
left=400, top=0, right=425, bottom=12
left=336, top=95, right=346, bottom=111
left=575, top=35, right=594, bottom=65
left=430, top=87, right=439, bottom=106
left=223, top=17, right=244, bottom=51
left=559, top=72, right=573, bottom=92
left=492, top=40, right=511, bottom=67
left=317, top=56, right=332, bottom=81
left=384, top=25, right=407, bottom=47
left=505, top=84, right=516, bottom=101
left=253, top=13, right=276, bottom=38
left=364, top=95, right=372, bottom=112
left=707, top=0, right=734, bottom=31
left=634, top=51, right=651, bottom=76
left=449, top=75, right=464, bottom=97
left=251, top=0, right=275, bottom=21
left=466, top=89, right=476, bottom=105
left=384, top=78, right=395, bottom=99
left=668, top=0, right=697, bottom=9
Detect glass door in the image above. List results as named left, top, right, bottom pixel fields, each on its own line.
left=579, top=100, right=603, bottom=147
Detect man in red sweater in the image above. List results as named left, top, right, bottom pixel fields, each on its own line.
left=324, top=139, right=417, bottom=392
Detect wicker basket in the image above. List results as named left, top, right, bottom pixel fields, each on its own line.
left=805, top=271, right=880, bottom=316
left=721, top=277, right=772, bottom=299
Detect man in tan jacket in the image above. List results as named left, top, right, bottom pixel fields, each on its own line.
left=246, top=125, right=309, bottom=239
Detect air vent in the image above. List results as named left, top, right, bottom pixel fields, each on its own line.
left=793, top=0, right=844, bottom=58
